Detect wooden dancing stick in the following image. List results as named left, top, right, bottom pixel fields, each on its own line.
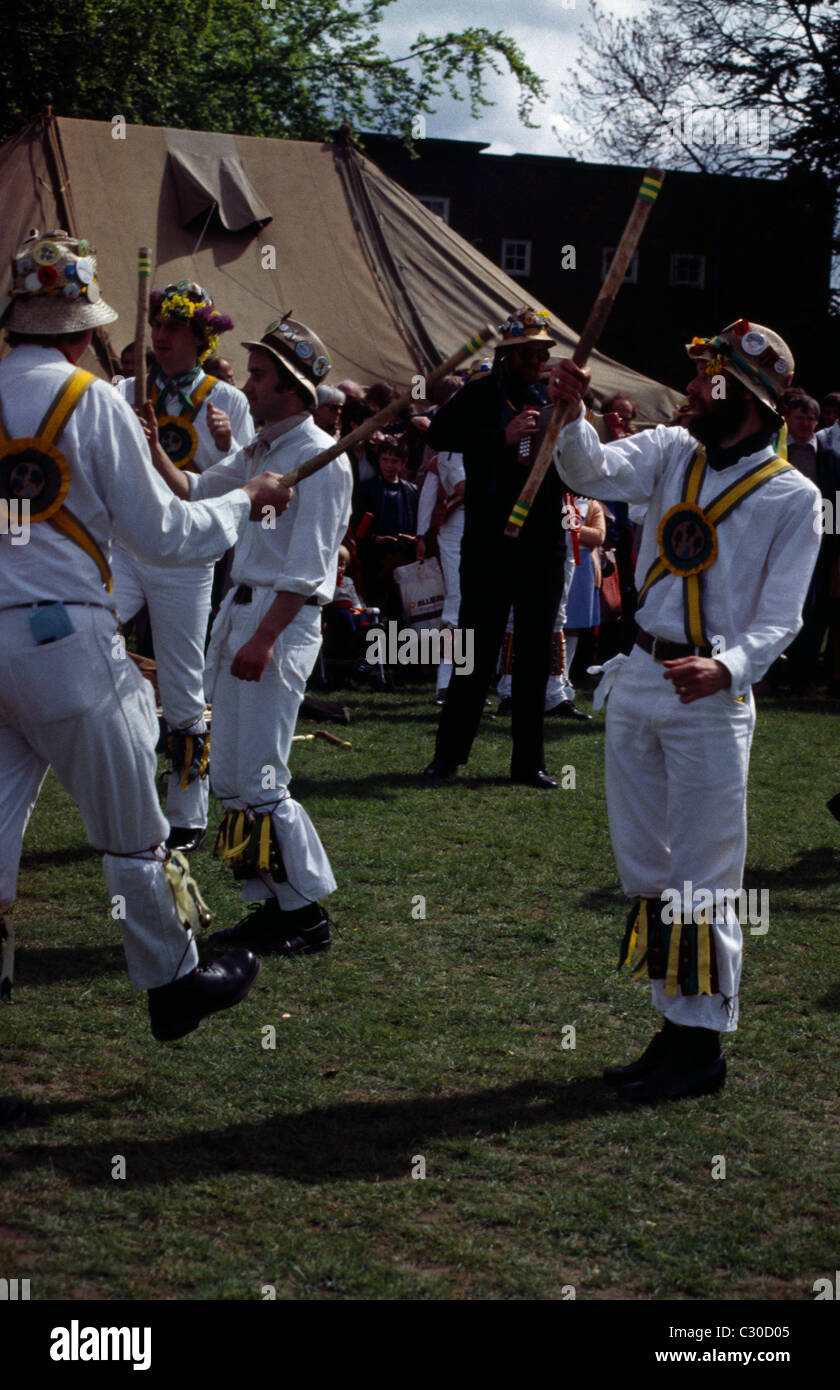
left=279, top=322, right=496, bottom=488
left=504, top=169, right=665, bottom=539
left=134, top=246, right=152, bottom=408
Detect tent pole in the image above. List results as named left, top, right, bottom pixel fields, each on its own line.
left=40, top=97, right=119, bottom=379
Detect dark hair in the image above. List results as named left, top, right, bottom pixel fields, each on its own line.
left=377, top=435, right=408, bottom=463
left=822, top=392, right=840, bottom=411
left=429, top=374, right=461, bottom=407
left=7, top=328, right=89, bottom=347
left=785, top=393, right=820, bottom=418
left=268, top=356, right=309, bottom=404
left=366, top=380, right=399, bottom=411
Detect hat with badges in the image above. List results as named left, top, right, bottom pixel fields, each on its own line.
left=149, top=281, right=233, bottom=363
left=496, top=306, right=555, bottom=351
left=686, top=319, right=794, bottom=413
left=242, top=313, right=330, bottom=408
left=4, top=228, right=117, bottom=333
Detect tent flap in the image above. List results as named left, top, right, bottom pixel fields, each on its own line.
left=164, top=129, right=271, bottom=231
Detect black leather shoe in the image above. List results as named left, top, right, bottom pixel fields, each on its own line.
left=546, top=700, right=592, bottom=721
left=510, top=769, right=558, bottom=789
left=497, top=696, right=513, bottom=715
left=827, top=792, right=840, bottom=822
left=603, top=1025, right=671, bottom=1087
left=619, top=1053, right=726, bottom=1104
left=423, top=759, right=458, bottom=780
left=166, top=825, right=207, bottom=854
left=210, top=901, right=331, bottom=957
left=275, top=906, right=331, bottom=957
left=148, top=949, right=260, bottom=1042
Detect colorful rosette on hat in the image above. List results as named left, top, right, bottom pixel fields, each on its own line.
left=496, top=305, right=554, bottom=350
left=4, top=228, right=117, bottom=333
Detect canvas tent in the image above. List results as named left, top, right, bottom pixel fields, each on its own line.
left=0, top=111, right=682, bottom=420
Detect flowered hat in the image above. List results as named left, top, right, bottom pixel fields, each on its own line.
left=242, top=314, right=330, bottom=408
left=686, top=320, right=794, bottom=412
left=496, top=306, right=555, bottom=350
left=149, top=281, right=233, bottom=363
left=3, top=228, right=118, bottom=333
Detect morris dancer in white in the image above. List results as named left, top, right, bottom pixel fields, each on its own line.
left=551, top=320, right=820, bottom=1101
left=113, top=282, right=253, bottom=853
left=145, top=318, right=352, bottom=957
left=0, top=230, right=291, bottom=1083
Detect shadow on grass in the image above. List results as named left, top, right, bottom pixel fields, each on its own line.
left=816, top=979, right=840, bottom=1012
left=4, top=1075, right=629, bottom=1185
left=16, top=944, right=124, bottom=985
left=20, top=845, right=100, bottom=869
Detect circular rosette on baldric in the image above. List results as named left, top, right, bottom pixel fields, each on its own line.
left=657, top=501, right=718, bottom=577
left=157, top=415, right=198, bottom=469
left=0, top=438, right=71, bottom=519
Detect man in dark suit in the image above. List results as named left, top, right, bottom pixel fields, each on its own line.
left=423, top=308, right=569, bottom=788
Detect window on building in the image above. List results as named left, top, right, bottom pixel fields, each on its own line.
left=669, top=253, right=706, bottom=288
left=417, top=195, right=450, bottom=223
left=601, top=248, right=639, bottom=284
left=501, top=239, right=532, bottom=277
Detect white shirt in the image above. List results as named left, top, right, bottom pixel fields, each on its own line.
left=0, top=346, right=250, bottom=609
left=117, top=371, right=254, bottom=472
left=554, top=408, right=821, bottom=694
left=417, top=451, right=466, bottom=536
left=188, top=414, right=353, bottom=603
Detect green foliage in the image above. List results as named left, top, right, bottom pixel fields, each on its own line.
left=0, top=0, right=546, bottom=142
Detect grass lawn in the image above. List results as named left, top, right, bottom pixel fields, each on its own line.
left=2, top=678, right=839, bottom=1301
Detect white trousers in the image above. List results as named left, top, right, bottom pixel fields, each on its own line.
left=604, top=645, right=755, bottom=1031
left=206, top=591, right=337, bottom=909
left=112, top=546, right=212, bottom=829
left=436, top=515, right=463, bottom=694
left=0, top=606, right=199, bottom=990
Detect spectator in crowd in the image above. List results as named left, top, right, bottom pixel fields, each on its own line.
left=820, top=392, right=840, bottom=432
left=354, top=436, right=418, bottom=618
left=204, top=355, right=236, bottom=386
left=602, top=393, right=638, bottom=434
left=314, top=383, right=345, bottom=437
left=423, top=306, right=569, bottom=788
left=559, top=495, right=607, bottom=702
left=416, top=448, right=466, bottom=700
left=758, top=392, right=840, bottom=694
left=322, top=544, right=373, bottom=662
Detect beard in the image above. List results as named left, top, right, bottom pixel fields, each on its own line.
left=685, top=382, right=753, bottom=446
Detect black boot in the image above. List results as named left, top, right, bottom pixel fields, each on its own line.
left=618, top=1025, right=725, bottom=1103
left=209, top=900, right=283, bottom=952
left=210, top=901, right=331, bottom=958
left=602, top=1020, right=677, bottom=1087
left=147, top=949, right=260, bottom=1041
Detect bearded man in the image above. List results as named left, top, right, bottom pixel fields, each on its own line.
left=551, top=321, right=821, bottom=1102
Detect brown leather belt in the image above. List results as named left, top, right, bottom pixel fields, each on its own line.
left=635, top=626, right=712, bottom=661
left=233, top=584, right=319, bottom=606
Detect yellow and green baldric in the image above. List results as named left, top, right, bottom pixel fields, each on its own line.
left=151, top=375, right=217, bottom=472
left=0, top=369, right=113, bottom=591
left=636, top=446, right=791, bottom=649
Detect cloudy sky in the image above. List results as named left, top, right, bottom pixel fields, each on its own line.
left=376, top=0, right=647, bottom=156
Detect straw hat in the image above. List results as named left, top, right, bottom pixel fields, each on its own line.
left=4, top=228, right=117, bottom=333
left=496, top=306, right=555, bottom=351
left=242, top=315, right=331, bottom=408
left=686, top=319, right=794, bottom=412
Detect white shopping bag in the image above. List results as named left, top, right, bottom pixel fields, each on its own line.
left=393, top=558, right=445, bottom=631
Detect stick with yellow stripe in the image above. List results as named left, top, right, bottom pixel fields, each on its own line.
left=504, top=169, right=665, bottom=539
left=280, top=323, right=497, bottom=488
left=135, top=246, right=152, bottom=410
